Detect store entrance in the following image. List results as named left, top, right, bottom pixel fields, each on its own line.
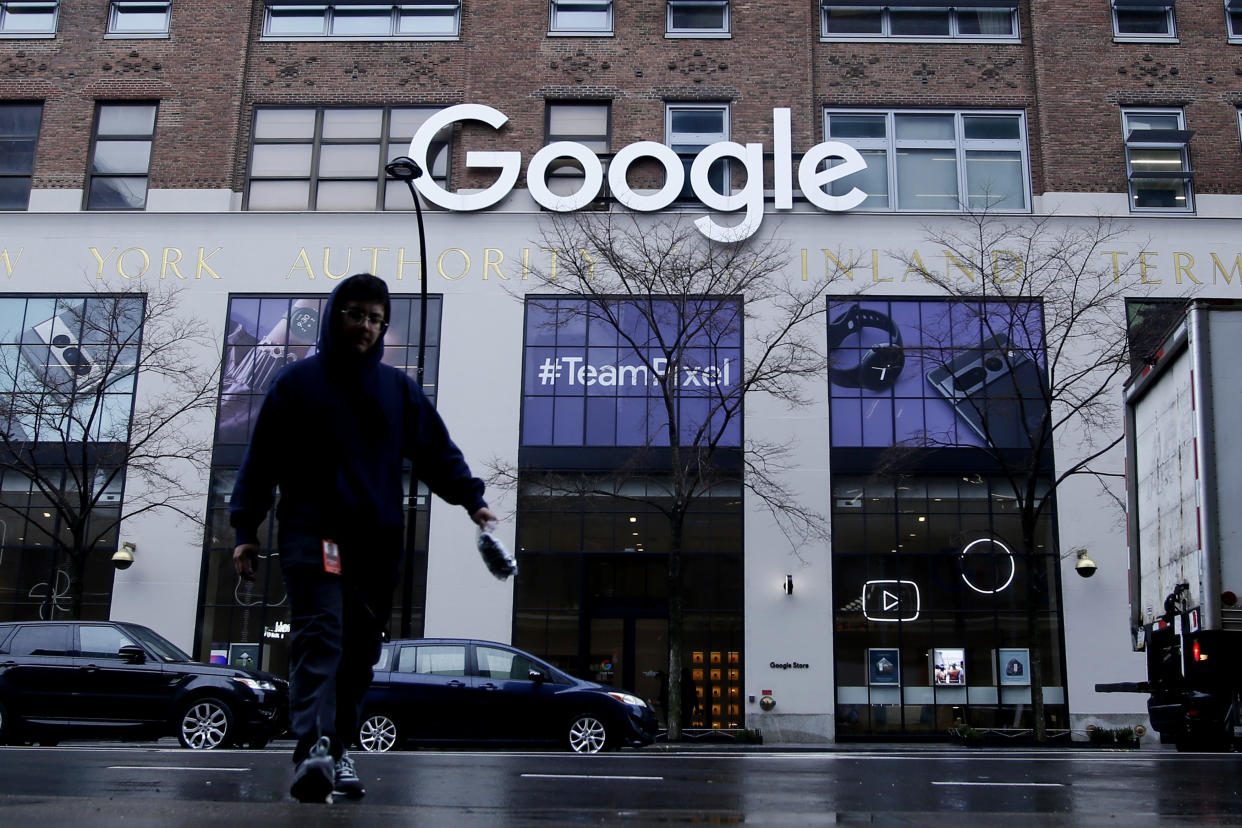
left=587, top=614, right=668, bottom=723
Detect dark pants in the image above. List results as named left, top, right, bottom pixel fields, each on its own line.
left=281, top=532, right=399, bottom=763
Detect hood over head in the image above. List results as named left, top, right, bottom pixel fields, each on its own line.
left=319, top=272, right=391, bottom=369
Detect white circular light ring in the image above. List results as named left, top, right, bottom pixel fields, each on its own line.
left=959, top=537, right=1016, bottom=595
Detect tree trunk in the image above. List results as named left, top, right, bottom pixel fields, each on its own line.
left=665, top=511, right=686, bottom=740
left=1023, top=521, right=1047, bottom=742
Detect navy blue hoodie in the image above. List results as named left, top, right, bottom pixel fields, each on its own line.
left=229, top=277, right=487, bottom=561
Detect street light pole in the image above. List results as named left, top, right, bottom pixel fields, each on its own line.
left=385, top=156, right=430, bottom=640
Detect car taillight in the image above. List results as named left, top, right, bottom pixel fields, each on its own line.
left=1192, top=639, right=1206, bottom=662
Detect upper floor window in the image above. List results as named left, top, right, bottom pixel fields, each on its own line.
left=668, top=0, right=728, bottom=36
left=262, top=1, right=460, bottom=39
left=823, top=109, right=1030, bottom=212
left=667, top=104, right=729, bottom=201
left=0, top=102, right=42, bottom=210
left=1112, top=0, right=1175, bottom=40
left=1227, top=0, right=1241, bottom=40
left=550, top=0, right=612, bottom=34
left=0, top=1, right=58, bottom=36
left=246, top=106, right=451, bottom=211
left=1123, top=109, right=1193, bottom=212
left=86, top=102, right=157, bottom=211
left=821, top=0, right=1018, bottom=40
left=544, top=102, right=610, bottom=202
left=107, top=1, right=171, bottom=36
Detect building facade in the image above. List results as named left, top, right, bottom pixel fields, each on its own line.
left=3, top=0, right=1242, bottom=742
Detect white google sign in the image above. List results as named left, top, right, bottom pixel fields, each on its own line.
left=408, top=104, right=867, bottom=243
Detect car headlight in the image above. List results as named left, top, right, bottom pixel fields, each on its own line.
left=233, top=677, right=278, bottom=692
left=606, top=691, right=647, bottom=708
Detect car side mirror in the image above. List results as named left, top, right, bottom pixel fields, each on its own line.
left=118, top=644, right=146, bottom=664
left=528, top=669, right=546, bottom=684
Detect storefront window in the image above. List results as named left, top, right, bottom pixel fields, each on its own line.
left=197, top=293, right=442, bottom=671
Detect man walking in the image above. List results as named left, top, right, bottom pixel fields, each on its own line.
left=231, top=273, right=497, bottom=803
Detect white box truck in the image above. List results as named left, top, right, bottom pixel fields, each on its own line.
left=1120, top=299, right=1242, bottom=750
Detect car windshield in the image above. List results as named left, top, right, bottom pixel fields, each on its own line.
left=125, top=624, right=193, bottom=663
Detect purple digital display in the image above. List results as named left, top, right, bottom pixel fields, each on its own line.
left=827, top=297, right=1047, bottom=449
left=522, top=297, right=743, bottom=448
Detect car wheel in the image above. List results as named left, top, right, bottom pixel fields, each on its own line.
left=358, top=713, right=399, bottom=752
left=178, top=697, right=234, bottom=750
left=567, top=713, right=609, bottom=754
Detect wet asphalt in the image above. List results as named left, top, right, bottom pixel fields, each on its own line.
left=0, top=740, right=1238, bottom=826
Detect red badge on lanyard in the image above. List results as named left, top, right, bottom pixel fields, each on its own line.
left=322, top=540, right=342, bottom=575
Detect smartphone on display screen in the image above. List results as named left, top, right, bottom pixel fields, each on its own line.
left=20, top=308, right=106, bottom=400
left=926, top=333, right=1048, bottom=448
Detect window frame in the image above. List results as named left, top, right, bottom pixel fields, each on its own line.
left=667, top=0, right=729, bottom=37
left=543, top=101, right=611, bottom=205
left=260, top=1, right=461, bottom=40
left=1122, top=108, right=1194, bottom=213
left=244, top=105, right=453, bottom=212
left=666, top=102, right=730, bottom=202
left=106, top=1, right=172, bottom=37
left=820, top=0, right=1019, bottom=42
left=1111, top=0, right=1176, bottom=41
left=0, top=101, right=42, bottom=211
left=549, top=0, right=613, bottom=35
left=823, top=108, right=1031, bottom=213
left=0, top=1, right=59, bottom=37
left=84, top=102, right=158, bottom=212
left=1227, top=0, right=1242, bottom=41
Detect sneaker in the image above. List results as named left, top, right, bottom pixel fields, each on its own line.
left=333, top=750, right=366, bottom=799
left=290, top=736, right=334, bottom=804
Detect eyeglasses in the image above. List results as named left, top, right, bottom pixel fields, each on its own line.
left=340, top=308, right=388, bottom=330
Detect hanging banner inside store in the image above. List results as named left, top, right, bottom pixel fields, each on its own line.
left=827, top=297, right=1047, bottom=449
left=521, top=296, right=742, bottom=448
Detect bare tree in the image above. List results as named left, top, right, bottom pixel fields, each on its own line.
left=886, top=209, right=1150, bottom=741
left=0, top=283, right=219, bottom=618
left=498, top=211, right=853, bottom=739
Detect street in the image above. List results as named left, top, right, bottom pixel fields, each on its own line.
left=0, top=743, right=1238, bottom=826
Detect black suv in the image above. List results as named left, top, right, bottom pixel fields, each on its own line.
left=357, top=638, right=659, bottom=754
left=0, top=620, right=288, bottom=749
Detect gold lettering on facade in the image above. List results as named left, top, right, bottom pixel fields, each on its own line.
left=823, top=250, right=856, bottom=282
left=323, top=248, right=352, bottom=280
left=1173, top=252, right=1202, bottom=285
left=992, top=250, right=1022, bottom=283
left=522, top=247, right=531, bottom=281
left=1103, top=251, right=1126, bottom=284
left=902, top=251, right=927, bottom=282
left=580, top=249, right=597, bottom=281
left=288, top=248, right=315, bottom=280
left=0, top=247, right=22, bottom=279
left=396, top=247, right=420, bottom=282
left=161, top=247, right=186, bottom=280
left=1139, top=252, right=1161, bottom=284
left=90, top=247, right=117, bottom=279
left=872, top=249, right=889, bottom=283
left=362, top=247, right=389, bottom=274
left=483, top=248, right=507, bottom=280
left=801, top=248, right=808, bottom=281
left=196, top=247, right=222, bottom=280
left=1211, top=253, right=1242, bottom=285
left=542, top=248, right=562, bottom=282
left=118, top=247, right=152, bottom=280
left=945, top=251, right=975, bottom=282
left=438, top=248, right=469, bottom=281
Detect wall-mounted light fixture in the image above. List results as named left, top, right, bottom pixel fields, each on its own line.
left=782, top=574, right=794, bottom=595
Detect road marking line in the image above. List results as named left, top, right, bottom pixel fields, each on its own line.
left=933, top=781, right=1064, bottom=787
left=521, top=773, right=662, bottom=782
left=107, top=766, right=250, bottom=772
